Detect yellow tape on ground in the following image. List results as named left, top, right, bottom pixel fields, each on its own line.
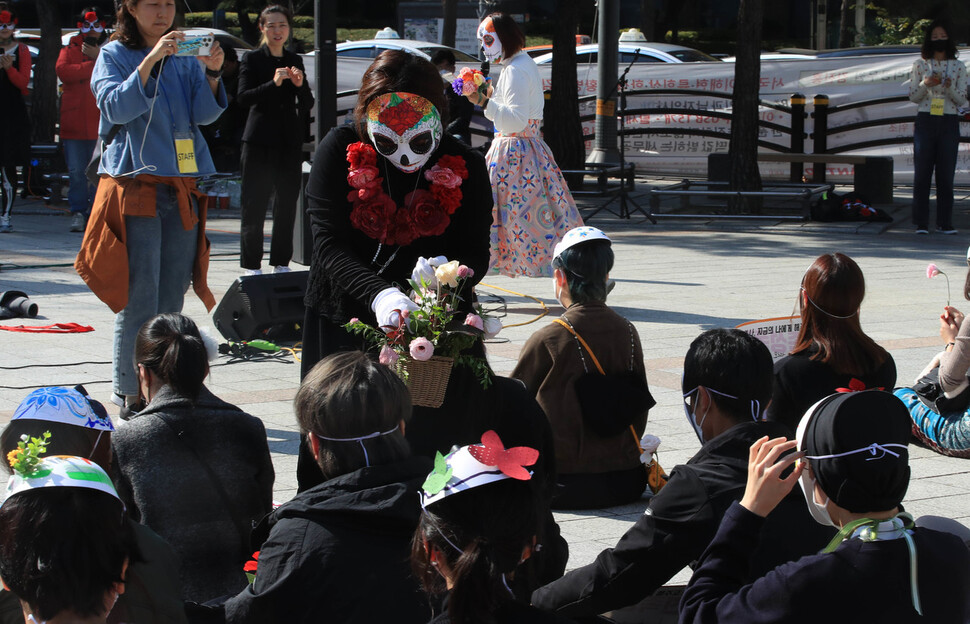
left=478, top=282, right=549, bottom=328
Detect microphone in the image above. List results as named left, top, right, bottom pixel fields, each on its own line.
left=480, top=60, right=490, bottom=77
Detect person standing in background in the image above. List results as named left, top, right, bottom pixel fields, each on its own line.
left=431, top=48, right=474, bottom=145
left=0, top=3, right=30, bottom=233
left=908, top=18, right=967, bottom=235
left=237, top=4, right=313, bottom=276
left=57, top=7, right=108, bottom=233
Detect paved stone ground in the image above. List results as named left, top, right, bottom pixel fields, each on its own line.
left=3, top=179, right=970, bottom=587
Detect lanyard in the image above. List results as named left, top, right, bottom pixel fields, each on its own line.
left=155, top=56, right=194, bottom=134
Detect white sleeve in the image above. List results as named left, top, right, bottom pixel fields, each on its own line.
left=484, top=64, right=531, bottom=134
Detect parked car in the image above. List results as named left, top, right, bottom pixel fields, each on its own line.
left=336, top=38, right=478, bottom=62
left=533, top=42, right=721, bottom=65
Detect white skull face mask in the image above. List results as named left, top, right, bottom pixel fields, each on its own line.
left=478, top=18, right=503, bottom=63
left=365, top=92, right=442, bottom=174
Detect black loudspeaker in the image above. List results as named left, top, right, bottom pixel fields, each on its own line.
left=292, top=163, right=313, bottom=266
left=213, top=271, right=308, bottom=342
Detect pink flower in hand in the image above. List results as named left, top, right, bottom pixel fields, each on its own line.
left=457, top=264, right=474, bottom=279
left=349, top=317, right=360, bottom=324
left=409, top=337, right=434, bottom=361
left=379, top=345, right=399, bottom=366
left=463, top=313, right=485, bottom=331
left=927, top=263, right=941, bottom=279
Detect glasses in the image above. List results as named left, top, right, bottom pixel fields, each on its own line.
left=0, top=23, right=15, bottom=31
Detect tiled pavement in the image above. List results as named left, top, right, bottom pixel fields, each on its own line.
left=3, top=180, right=970, bottom=587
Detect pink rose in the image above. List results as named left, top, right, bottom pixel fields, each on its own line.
left=927, top=263, right=941, bottom=279
left=461, top=80, right=476, bottom=96
left=349, top=317, right=360, bottom=324
left=379, top=345, right=399, bottom=366
left=463, top=313, right=484, bottom=331
left=409, top=337, right=434, bottom=361
left=457, top=264, right=474, bottom=279
left=424, top=164, right=463, bottom=189
left=348, top=165, right=380, bottom=189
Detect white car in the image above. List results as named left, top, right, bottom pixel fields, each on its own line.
left=336, top=38, right=479, bottom=62
left=532, top=42, right=721, bottom=65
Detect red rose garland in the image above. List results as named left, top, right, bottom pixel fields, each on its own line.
left=346, top=142, right=467, bottom=245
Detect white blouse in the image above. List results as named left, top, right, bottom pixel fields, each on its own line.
left=908, top=57, right=968, bottom=115
left=484, top=51, right=545, bottom=134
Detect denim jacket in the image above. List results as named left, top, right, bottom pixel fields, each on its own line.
left=92, top=40, right=227, bottom=178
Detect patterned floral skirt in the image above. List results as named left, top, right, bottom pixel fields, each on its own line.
left=486, top=120, right=583, bottom=278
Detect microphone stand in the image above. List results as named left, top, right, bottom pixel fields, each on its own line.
left=586, top=48, right=655, bottom=223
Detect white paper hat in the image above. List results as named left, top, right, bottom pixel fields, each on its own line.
left=3, top=455, right=121, bottom=505
left=12, top=387, right=114, bottom=432
left=552, top=226, right=611, bottom=261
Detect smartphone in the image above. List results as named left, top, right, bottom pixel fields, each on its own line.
left=175, top=35, right=213, bottom=57
left=84, top=36, right=99, bottom=47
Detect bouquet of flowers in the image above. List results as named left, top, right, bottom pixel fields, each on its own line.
left=344, top=256, right=502, bottom=393
left=451, top=67, right=490, bottom=99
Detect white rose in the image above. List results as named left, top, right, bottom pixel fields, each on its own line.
left=483, top=317, right=503, bottom=338
left=434, top=260, right=461, bottom=288
left=428, top=255, right=449, bottom=267
left=411, top=256, right=437, bottom=289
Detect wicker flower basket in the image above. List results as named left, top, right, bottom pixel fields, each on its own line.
left=398, top=355, right=454, bottom=408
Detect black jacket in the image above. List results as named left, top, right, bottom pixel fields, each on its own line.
left=237, top=46, right=313, bottom=150
left=431, top=598, right=576, bottom=624
left=224, top=456, right=434, bottom=624
left=680, top=502, right=970, bottom=623
left=531, top=421, right=836, bottom=617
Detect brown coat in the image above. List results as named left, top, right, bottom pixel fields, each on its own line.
left=75, top=175, right=214, bottom=314
left=511, top=302, right=649, bottom=474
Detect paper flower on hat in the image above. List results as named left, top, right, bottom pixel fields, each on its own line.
left=12, top=387, right=114, bottom=431
left=6, top=432, right=51, bottom=478
left=926, top=263, right=951, bottom=307
left=421, top=431, right=539, bottom=507
left=4, top=453, right=121, bottom=505
left=0, top=11, right=15, bottom=25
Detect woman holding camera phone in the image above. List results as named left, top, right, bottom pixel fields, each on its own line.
left=76, top=0, right=226, bottom=417
left=0, top=2, right=30, bottom=233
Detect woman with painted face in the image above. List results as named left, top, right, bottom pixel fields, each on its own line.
left=766, top=252, right=895, bottom=431
left=511, top=227, right=654, bottom=509
left=470, top=13, right=583, bottom=278
left=907, top=19, right=967, bottom=235
left=237, top=4, right=313, bottom=276
left=57, top=7, right=109, bottom=233
left=298, top=50, right=492, bottom=490
left=76, top=0, right=226, bottom=418
left=0, top=2, right=30, bottom=233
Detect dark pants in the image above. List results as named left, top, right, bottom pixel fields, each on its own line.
left=912, top=112, right=961, bottom=230
left=552, top=465, right=649, bottom=510
left=239, top=142, right=302, bottom=269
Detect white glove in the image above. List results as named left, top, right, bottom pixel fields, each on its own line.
left=371, top=287, right=419, bottom=329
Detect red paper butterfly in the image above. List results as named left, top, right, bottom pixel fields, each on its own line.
left=467, top=430, right=539, bottom=481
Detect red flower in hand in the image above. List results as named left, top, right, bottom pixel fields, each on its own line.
left=468, top=430, right=539, bottom=480
left=408, top=190, right=450, bottom=237
left=437, top=154, right=468, bottom=180
left=243, top=551, right=260, bottom=573
left=350, top=194, right=396, bottom=242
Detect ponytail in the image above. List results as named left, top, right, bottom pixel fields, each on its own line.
left=134, top=313, right=209, bottom=401
left=448, top=537, right=508, bottom=624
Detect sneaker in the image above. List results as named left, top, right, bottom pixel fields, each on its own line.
left=0, top=216, right=10, bottom=233
left=243, top=268, right=262, bottom=277
left=915, top=228, right=929, bottom=235
left=70, top=212, right=85, bottom=232
left=938, top=227, right=958, bottom=235
left=274, top=265, right=291, bottom=274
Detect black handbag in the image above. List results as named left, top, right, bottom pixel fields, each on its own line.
left=554, top=318, right=656, bottom=437
left=912, top=366, right=970, bottom=414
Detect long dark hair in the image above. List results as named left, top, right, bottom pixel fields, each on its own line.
left=486, top=12, right=526, bottom=59
left=134, top=313, right=209, bottom=401
left=353, top=50, right=450, bottom=139
left=921, top=18, right=958, bottom=60
left=790, top=253, right=889, bottom=376
left=257, top=4, right=292, bottom=48
left=412, top=479, right=539, bottom=624
left=113, top=0, right=178, bottom=49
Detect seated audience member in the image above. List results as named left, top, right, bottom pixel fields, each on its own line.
left=895, top=245, right=970, bottom=457
left=679, top=390, right=970, bottom=623
left=531, top=328, right=834, bottom=618
left=0, top=446, right=135, bottom=624
left=512, top=227, right=654, bottom=509
left=406, top=340, right=568, bottom=594
left=767, top=252, right=895, bottom=430
left=111, top=313, right=274, bottom=603
left=224, top=351, right=432, bottom=623
left=0, top=386, right=186, bottom=624
left=412, top=434, right=574, bottom=624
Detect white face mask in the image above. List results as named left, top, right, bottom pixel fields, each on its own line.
left=478, top=18, right=503, bottom=63
left=682, top=387, right=713, bottom=444
left=798, top=468, right=834, bottom=526
left=365, top=93, right=442, bottom=174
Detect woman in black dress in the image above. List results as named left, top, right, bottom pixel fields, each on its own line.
left=237, top=4, right=313, bottom=275
left=0, top=3, right=30, bottom=233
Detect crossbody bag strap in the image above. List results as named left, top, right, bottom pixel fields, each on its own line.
left=554, top=318, right=643, bottom=452
left=151, top=411, right=252, bottom=560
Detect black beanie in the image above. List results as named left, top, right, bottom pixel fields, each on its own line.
left=802, top=390, right=911, bottom=513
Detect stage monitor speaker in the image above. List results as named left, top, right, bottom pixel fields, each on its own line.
left=213, top=271, right=308, bottom=342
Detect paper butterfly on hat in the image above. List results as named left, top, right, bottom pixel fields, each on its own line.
left=421, top=430, right=539, bottom=507
left=366, top=92, right=442, bottom=174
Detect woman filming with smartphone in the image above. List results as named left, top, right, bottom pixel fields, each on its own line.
left=76, top=0, right=226, bottom=418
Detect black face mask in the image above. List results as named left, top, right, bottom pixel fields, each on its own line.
left=931, top=39, right=948, bottom=52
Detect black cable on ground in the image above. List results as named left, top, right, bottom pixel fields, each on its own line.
left=0, top=360, right=111, bottom=370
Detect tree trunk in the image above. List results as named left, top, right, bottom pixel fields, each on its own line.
left=639, top=0, right=657, bottom=40
left=545, top=0, right=585, bottom=189
left=442, top=0, right=457, bottom=47
left=235, top=1, right=260, bottom=45
left=838, top=0, right=853, bottom=47
left=31, top=0, right=60, bottom=143
left=728, top=0, right=764, bottom=213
